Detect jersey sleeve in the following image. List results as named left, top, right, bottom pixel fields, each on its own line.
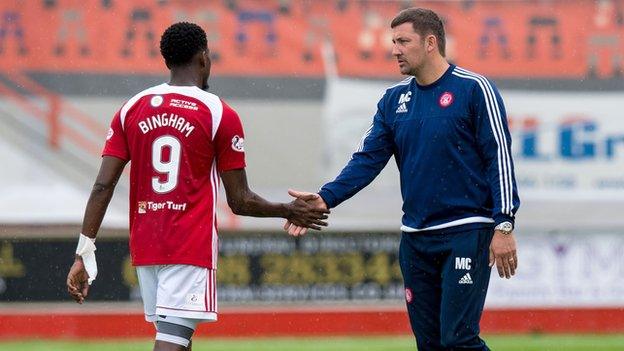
left=102, top=110, right=130, bottom=161
left=318, top=97, right=394, bottom=208
left=214, top=101, right=246, bottom=172
left=472, top=79, right=520, bottom=226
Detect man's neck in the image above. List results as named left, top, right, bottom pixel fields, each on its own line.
left=168, top=68, right=201, bottom=88
left=413, top=57, right=450, bottom=86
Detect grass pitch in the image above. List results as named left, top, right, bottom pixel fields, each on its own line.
left=1, top=335, right=623, bottom=350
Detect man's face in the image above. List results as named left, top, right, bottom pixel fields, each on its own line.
left=200, top=49, right=211, bottom=90
left=391, top=22, right=427, bottom=76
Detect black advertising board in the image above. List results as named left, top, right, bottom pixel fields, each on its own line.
left=0, top=232, right=404, bottom=302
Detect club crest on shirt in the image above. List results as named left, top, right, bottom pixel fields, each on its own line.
left=405, top=287, right=413, bottom=303
left=231, top=135, right=245, bottom=152
left=138, top=201, right=147, bottom=214
left=106, top=128, right=114, bottom=140
left=439, top=91, right=454, bottom=108
left=150, top=95, right=163, bottom=107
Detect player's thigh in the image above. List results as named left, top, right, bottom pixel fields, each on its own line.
left=136, top=265, right=160, bottom=322
left=156, top=264, right=218, bottom=322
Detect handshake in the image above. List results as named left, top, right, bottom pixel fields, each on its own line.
left=283, top=189, right=329, bottom=237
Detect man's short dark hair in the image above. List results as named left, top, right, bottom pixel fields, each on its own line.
left=160, top=22, right=208, bottom=67
left=391, top=8, right=446, bottom=57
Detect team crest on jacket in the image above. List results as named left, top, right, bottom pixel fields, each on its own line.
left=231, top=135, right=245, bottom=152
left=439, top=91, right=454, bottom=108
left=405, top=287, right=413, bottom=303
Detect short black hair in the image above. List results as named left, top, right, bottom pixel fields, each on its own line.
left=391, top=8, right=446, bottom=57
left=160, top=22, right=208, bottom=67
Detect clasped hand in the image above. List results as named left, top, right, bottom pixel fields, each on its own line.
left=284, top=189, right=329, bottom=236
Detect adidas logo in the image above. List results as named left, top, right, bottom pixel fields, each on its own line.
left=396, top=103, right=408, bottom=113
left=459, top=273, right=473, bottom=285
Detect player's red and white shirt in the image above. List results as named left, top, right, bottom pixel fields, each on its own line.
left=103, top=83, right=246, bottom=269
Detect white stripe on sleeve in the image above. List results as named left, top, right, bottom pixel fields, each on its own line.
left=452, top=68, right=512, bottom=215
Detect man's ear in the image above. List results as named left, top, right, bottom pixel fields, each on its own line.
left=198, top=51, right=207, bottom=68
left=426, top=35, right=437, bottom=54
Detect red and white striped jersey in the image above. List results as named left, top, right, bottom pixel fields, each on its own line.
left=103, top=83, right=246, bottom=269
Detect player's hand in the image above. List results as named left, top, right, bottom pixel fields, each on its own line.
left=489, top=231, right=517, bottom=279
left=284, top=189, right=329, bottom=236
left=67, top=256, right=90, bottom=304
left=284, top=189, right=329, bottom=232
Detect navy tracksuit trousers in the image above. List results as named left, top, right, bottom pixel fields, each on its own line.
left=399, top=226, right=494, bottom=350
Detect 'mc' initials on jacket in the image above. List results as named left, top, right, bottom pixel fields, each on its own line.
left=455, top=257, right=472, bottom=270
left=396, top=91, right=411, bottom=113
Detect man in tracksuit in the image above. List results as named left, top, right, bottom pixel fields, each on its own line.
left=285, top=8, right=520, bottom=350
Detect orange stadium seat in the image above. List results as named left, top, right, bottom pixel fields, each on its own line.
left=0, top=0, right=617, bottom=79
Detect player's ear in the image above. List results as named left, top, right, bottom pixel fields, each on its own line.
left=198, top=50, right=208, bottom=68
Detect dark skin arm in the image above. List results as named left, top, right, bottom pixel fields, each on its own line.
left=68, top=163, right=327, bottom=303
left=67, top=156, right=127, bottom=304
left=221, top=169, right=329, bottom=230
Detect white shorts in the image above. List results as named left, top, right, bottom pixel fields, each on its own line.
left=137, top=265, right=218, bottom=322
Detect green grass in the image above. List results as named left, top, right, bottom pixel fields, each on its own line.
left=1, top=335, right=623, bottom=350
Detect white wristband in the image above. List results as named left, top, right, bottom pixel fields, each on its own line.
left=75, top=233, right=98, bottom=285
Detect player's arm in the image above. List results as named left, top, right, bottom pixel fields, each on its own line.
left=68, top=107, right=129, bottom=303
left=81, top=156, right=128, bottom=238
left=81, top=109, right=129, bottom=238
left=221, top=168, right=329, bottom=230
left=67, top=108, right=129, bottom=305
left=67, top=156, right=127, bottom=304
left=472, top=80, right=520, bottom=279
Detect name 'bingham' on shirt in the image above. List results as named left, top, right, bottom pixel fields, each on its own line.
left=138, top=113, right=195, bottom=137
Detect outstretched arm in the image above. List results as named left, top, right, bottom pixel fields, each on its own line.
left=221, top=169, right=329, bottom=230
left=67, top=156, right=127, bottom=303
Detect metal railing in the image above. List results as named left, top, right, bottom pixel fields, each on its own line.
left=0, top=72, right=106, bottom=155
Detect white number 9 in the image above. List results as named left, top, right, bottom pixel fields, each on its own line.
left=152, top=135, right=181, bottom=193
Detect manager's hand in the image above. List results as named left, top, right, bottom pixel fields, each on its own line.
left=489, top=231, right=518, bottom=279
